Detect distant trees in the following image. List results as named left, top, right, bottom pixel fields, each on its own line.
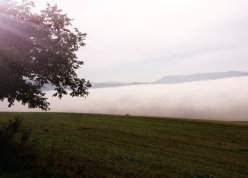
left=0, top=0, right=91, bottom=110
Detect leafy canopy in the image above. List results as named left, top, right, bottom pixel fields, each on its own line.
left=0, top=0, right=91, bottom=110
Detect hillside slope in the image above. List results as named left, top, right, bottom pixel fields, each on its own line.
left=0, top=112, right=247, bottom=177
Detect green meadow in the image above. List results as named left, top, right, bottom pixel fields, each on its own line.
left=0, top=112, right=248, bottom=177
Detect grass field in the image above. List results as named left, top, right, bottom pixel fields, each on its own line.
left=0, top=112, right=248, bottom=177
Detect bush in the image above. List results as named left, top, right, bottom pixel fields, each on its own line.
left=0, top=116, right=85, bottom=177
left=0, top=116, right=33, bottom=172
left=0, top=116, right=30, bottom=145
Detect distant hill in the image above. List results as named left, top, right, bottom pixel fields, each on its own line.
left=91, top=81, right=148, bottom=88
left=44, top=71, right=248, bottom=90
left=91, top=71, right=248, bottom=88
left=154, top=71, right=248, bottom=84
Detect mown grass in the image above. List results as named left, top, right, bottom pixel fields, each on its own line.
left=0, top=112, right=247, bottom=177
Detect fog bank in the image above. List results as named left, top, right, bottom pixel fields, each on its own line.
left=1, top=77, right=248, bottom=121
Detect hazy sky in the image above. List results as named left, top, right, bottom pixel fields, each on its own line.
left=31, top=0, right=248, bottom=82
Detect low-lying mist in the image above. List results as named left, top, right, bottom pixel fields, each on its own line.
left=1, top=77, right=248, bottom=121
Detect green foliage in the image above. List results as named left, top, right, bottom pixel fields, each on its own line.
left=0, top=116, right=32, bottom=176
left=0, top=113, right=248, bottom=177
left=0, top=0, right=90, bottom=110
left=0, top=116, right=30, bottom=146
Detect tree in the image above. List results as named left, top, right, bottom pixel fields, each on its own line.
left=0, top=0, right=91, bottom=110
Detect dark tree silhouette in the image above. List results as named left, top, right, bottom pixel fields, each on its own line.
left=0, top=0, right=91, bottom=110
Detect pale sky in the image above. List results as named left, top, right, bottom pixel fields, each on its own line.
left=33, top=0, right=248, bottom=82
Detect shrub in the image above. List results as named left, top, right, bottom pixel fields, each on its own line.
left=0, top=116, right=30, bottom=146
